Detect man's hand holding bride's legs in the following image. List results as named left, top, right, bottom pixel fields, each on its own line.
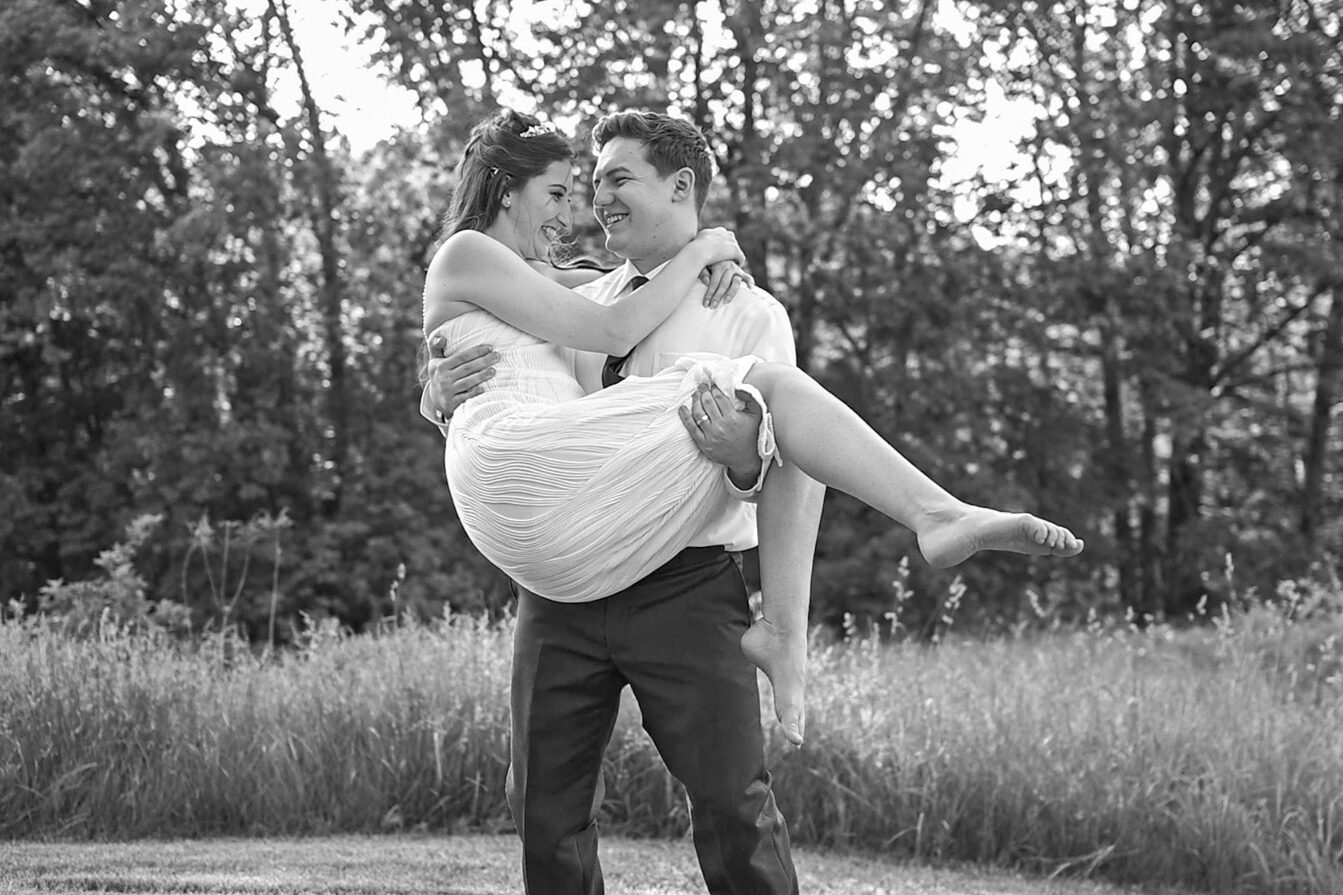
left=680, top=381, right=765, bottom=489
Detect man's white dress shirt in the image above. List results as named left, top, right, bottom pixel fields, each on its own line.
left=571, top=260, right=795, bottom=552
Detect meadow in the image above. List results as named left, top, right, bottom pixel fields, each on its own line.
left=2, top=575, right=1341, bottom=895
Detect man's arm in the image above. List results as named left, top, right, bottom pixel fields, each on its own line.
left=421, top=338, right=499, bottom=435
left=679, top=294, right=796, bottom=494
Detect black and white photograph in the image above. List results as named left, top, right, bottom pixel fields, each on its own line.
left=2, top=1, right=1340, bottom=893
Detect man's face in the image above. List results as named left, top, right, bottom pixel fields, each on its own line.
left=591, top=136, right=685, bottom=270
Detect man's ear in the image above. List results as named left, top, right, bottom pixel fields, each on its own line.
left=670, top=167, right=696, bottom=204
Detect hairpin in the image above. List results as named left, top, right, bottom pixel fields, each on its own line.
left=520, top=124, right=556, bottom=139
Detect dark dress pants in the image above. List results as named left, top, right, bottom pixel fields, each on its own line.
left=507, top=546, right=798, bottom=895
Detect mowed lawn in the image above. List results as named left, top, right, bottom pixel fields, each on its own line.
left=0, top=834, right=1179, bottom=894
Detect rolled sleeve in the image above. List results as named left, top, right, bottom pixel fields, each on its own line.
left=724, top=465, right=768, bottom=500
left=720, top=290, right=795, bottom=500
left=419, top=387, right=451, bottom=439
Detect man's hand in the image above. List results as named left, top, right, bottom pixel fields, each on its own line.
left=678, top=382, right=764, bottom=490
left=426, top=337, right=499, bottom=422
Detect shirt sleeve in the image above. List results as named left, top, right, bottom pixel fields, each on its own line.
left=418, top=386, right=451, bottom=439
left=736, top=297, right=796, bottom=366
left=721, top=291, right=796, bottom=499
left=724, top=464, right=769, bottom=500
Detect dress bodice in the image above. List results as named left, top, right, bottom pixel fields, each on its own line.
left=432, top=310, right=586, bottom=431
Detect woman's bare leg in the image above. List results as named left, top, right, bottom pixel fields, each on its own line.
left=742, top=462, right=824, bottom=746
left=741, top=362, right=1084, bottom=565
left=736, top=362, right=1083, bottom=744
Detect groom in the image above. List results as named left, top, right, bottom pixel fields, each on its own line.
left=423, top=110, right=823, bottom=895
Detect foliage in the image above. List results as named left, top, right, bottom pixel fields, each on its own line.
left=0, top=0, right=514, bottom=630
left=179, top=508, right=291, bottom=641
left=37, top=514, right=191, bottom=637
left=1, top=0, right=1340, bottom=631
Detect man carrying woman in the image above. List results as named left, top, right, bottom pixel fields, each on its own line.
left=421, top=108, right=1082, bottom=895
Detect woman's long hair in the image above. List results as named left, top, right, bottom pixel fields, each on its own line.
left=421, top=110, right=583, bottom=387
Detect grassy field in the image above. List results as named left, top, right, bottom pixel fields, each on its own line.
left=0, top=833, right=1178, bottom=894
left=2, top=578, right=1341, bottom=894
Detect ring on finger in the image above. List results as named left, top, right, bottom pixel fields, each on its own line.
left=695, top=413, right=709, bottom=424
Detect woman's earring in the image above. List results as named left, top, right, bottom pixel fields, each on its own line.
left=502, top=197, right=512, bottom=208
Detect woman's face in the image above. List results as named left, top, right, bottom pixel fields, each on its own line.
left=505, top=160, right=574, bottom=261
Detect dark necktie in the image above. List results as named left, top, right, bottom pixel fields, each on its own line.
left=600, top=275, right=649, bottom=388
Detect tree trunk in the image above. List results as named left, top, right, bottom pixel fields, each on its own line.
left=793, top=243, right=818, bottom=374
left=1164, top=448, right=1208, bottom=615
left=725, top=0, right=771, bottom=297
left=1071, top=7, right=1138, bottom=609
left=1301, top=287, right=1342, bottom=544
left=1101, top=332, right=1136, bottom=606
left=272, top=0, right=348, bottom=516
left=1164, top=351, right=1213, bottom=618
left=1137, top=390, right=1161, bottom=619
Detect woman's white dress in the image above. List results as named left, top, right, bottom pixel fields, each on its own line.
left=435, top=309, right=775, bottom=603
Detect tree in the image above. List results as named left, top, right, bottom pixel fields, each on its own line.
left=271, top=0, right=352, bottom=516
left=976, top=0, right=1343, bottom=617
left=0, top=0, right=216, bottom=601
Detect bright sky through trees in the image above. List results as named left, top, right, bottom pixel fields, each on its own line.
left=235, top=0, right=419, bottom=151
left=257, top=0, right=1039, bottom=192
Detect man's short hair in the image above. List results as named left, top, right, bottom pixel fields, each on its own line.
left=591, top=111, right=713, bottom=211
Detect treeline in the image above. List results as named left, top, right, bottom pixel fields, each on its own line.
left=1, top=0, right=1339, bottom=639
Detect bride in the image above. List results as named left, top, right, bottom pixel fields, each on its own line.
left=424, top=109, right=1084, bottom=744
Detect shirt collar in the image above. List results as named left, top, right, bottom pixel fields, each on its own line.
left=618, top=258, right=670, bottom=291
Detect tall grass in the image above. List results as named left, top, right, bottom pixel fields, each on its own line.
left=3, top=589, right=1341, bottom=894
left=0, top=615, right=512, bottom=837
left=777, top=620, right=1343, bottom=893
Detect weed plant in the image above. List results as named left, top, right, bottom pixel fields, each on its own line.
left=2, top=563, right=1340, bottom=894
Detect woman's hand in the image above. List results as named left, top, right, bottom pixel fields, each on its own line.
left=690, top=228, right=749, bottom=308
left=699, top=260, right=755, bottom=309
left=690, top=227, right=745, bottom=268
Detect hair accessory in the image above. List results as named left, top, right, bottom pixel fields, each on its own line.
left=489, top=166, right=501, bottom=177
left=520, top=124, right=556, bottom=139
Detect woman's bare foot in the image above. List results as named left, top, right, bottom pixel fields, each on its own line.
left=740, top=618, right=807, bottom=746
left=917, top=506, right=1084, bottom=569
